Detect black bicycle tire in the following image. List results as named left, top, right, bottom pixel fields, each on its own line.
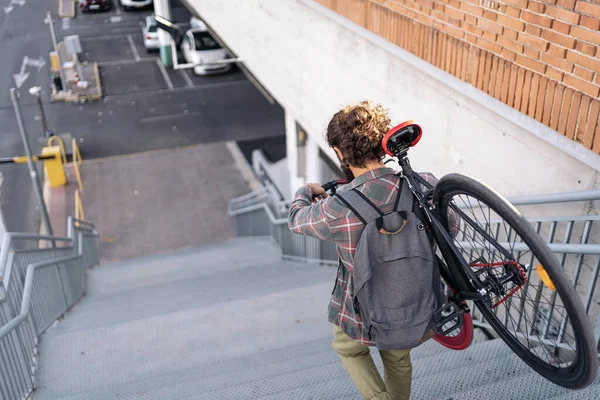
left=433, top=173, right=597, bottom=389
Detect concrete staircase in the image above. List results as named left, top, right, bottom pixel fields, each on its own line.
left=33, top=238, right=600, bottom=399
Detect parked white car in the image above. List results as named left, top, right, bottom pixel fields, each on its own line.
left=190, top=17, right=206, bottom=30
left=119, top=0, right=152, bottom=11
left=181, top=28, right=232, bottom=76
left=143, top=15, right=159, bottom=52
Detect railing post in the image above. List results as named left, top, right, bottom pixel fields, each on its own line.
left=0, top=279, right=6, bottom=304
left=54, top=261, right=69, bottom=312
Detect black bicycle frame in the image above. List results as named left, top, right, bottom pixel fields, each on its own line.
left=397, top=155, right=488, bottom=301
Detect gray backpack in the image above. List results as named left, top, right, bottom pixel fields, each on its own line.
left=336, top=176, right=443, bottom=350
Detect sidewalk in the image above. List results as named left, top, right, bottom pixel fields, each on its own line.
left=46, top=142, right=258, bottom=263
left=58, top=0, right=75, bottom=18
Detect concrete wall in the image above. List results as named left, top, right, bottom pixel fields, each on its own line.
left=0, top=173, right=5, bottom=241
left=187, top=0, right=600, bottom=204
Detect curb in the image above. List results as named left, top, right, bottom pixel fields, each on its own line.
left=78, top=62, right=103, bottom=101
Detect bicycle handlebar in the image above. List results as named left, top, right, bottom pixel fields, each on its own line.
left=321, top=179, right=348, bottom=195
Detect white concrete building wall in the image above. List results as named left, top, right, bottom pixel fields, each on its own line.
left=187, top=0, right=600, bottom=204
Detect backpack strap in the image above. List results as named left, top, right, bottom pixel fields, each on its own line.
left=336, top=189, right=383, bottom=225
left=395, top=177, right=414, bottom=213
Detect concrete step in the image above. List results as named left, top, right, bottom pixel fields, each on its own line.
left=35, top=234, right=587, bottom=400
left=35, top=327, right=498, bottom=400
left=549, top=380, right=600, bottom=399
left=35, top=272, right=334, bottom=399
left=229, top=339, right=521, bottom=400
left=51, top=260, right=335, bottom=334
left=412, top=345, right=532, bottom=400
left=86, top=237, right=282, bottom=297
left=229, top=339, right=522, bottom=400
left=179, top=338, right=515, bottom=400
left=438, top=367, right=585, bottom=400
left=41, top=338, right=344, bottom=400
left=36, top=335, right=488, bottom=400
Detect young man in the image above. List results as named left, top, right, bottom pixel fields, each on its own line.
left=288, top=101, right=456, bottom=400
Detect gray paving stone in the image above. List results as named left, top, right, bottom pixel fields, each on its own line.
left=80, top=142, right=251, bottom=263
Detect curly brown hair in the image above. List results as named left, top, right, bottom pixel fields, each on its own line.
left=326, top=100, right=391, bottom=169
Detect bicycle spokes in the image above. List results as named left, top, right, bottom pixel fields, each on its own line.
left=445, top=194, right=580, bottom=368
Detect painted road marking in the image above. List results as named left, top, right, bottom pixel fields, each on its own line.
left=4, top=0, right=25, bottom=14
left=140, top=112, right=202, bottom=124
left=98, top=58, right=154, bottom=66
left=128, top=34, right=140, bottom=61
left=180, top=70, right=194, bottom=88
left=14, top=56, right=46, bottom=88
left=156, top=58, right=173, bottom=90
left=103, top=79, right=249, bottom=101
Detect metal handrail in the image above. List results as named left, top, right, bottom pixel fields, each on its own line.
left=0, top=253, right=81, bottom=338
left=75, top=189, right=86, bottom=223
left=228, top=186, right=600, bottom=351
left=230, top=186, right=600, bottom=215
left=509, top=190, right=600, bottom=205
left=0, top=234, right=72, bottom=286
left=72, top=138, right=83, bottom=191
left=230, top=196, right=600, bottom=254
left=0, top=216, right=98, bottom=400
left=252, top=149, right=288, bottom=201
left=456, top=241, right=600, bottom=255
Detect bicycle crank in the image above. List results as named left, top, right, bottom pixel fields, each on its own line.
left=469, top=257, right=528, bottom=308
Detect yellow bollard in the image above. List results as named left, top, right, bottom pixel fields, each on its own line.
left=42, top=146, right=67, bottom=188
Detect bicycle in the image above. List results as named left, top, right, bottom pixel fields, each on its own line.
left=320, top=121, right=598, bottom=389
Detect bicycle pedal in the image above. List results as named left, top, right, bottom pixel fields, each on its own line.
left=438, top=317, right=462, bottom=336
left=433, top=302, right=461, bottom=322
left=433, top=309, right=463, bottom=336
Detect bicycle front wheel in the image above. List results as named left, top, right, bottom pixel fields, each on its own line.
left=434, top=173, right=597, bottom=389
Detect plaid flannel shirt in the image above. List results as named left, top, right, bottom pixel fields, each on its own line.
left=287, top=167, right=459, bottom=346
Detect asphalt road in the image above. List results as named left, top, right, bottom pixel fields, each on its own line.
left=0, top=0, right=57, bottom=236
left=0, top=0, right=285, bottom=234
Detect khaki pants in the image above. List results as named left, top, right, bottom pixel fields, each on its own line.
left=332, top=325, right=412, bottom=400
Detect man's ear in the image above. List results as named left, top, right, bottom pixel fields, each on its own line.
left=333, top=147, right=344, bottom=160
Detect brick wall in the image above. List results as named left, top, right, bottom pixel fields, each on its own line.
left=314, top=0, right=600, bottom=154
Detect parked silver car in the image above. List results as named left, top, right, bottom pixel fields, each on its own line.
left=143, top=15, right=159, bottom=52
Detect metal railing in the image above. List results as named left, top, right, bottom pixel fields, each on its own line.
left=48, top=135, right=67, bottom=165
left=75, top=189, right=86, bottom=223
left=251, top=149, right=288, bottom=201
left=72, top=138, right=83, bottom=191
left=0, top=217, right=98, bottom=400
left=228, top=187, right=600, bottom=349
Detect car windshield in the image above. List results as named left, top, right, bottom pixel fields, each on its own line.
left=192, top=31, right=221, bottom=51
left=146, top=18, right=157, bottom=32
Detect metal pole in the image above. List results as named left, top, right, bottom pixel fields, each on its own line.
left=10, top=88, right=54, bottom=241
left=37, top=94, right=49, bottom=138
left=46, top=12, right=66, bottom=92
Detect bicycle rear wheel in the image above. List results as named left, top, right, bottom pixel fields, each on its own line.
left=434, top=173, right=597, bottom=389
